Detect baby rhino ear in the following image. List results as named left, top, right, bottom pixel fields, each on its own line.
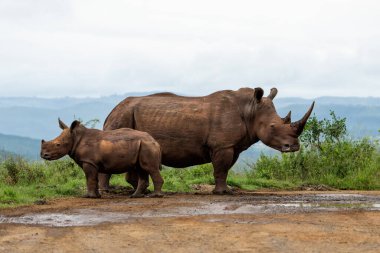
left=70, top=120, right=81, bottom=132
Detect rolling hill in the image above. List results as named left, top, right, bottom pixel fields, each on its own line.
left=0, top=133, right=40, bottom=160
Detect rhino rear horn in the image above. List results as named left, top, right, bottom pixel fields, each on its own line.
left=282, top=111, right=292, bottom=124
left=291, top=102, right=315, bottom=135
left=268, top=88, right=278, bottom=100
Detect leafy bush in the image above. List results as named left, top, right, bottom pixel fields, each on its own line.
left=250, top=112, right=380, bottom=189
left=0, top=156, right=45, bottom=185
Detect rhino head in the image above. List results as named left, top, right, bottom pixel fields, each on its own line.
left=251, top=88, right=314, bottom=152
left=40, top=119, right=82, bottom=160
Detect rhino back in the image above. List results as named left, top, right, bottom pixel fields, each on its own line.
left=104, top=91, right=248, bottom=167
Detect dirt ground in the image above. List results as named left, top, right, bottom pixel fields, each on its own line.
left=0, top=189, right=380, bottom=253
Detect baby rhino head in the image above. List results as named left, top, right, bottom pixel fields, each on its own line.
left=40, top=119, right=80, bottom=160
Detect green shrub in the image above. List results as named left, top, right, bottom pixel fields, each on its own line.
left=249, top=112, right=380, bottom=189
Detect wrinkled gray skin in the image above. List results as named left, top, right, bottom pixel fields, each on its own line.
left=41, top=119, right=164, bottom=198
left=99, top=87, right=314, bottom=194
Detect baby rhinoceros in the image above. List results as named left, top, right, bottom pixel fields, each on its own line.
left=40, top=119, right=164, bottom=198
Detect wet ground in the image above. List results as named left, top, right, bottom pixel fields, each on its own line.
left=1, top=189, right=380, bottom=252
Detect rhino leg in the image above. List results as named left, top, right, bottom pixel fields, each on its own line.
left=211, top=148, right=235, bottom=195
left=144, top=167, right=164, bottom=198
left=82, top=163, right=101, bottom=198
left=127, top=170, right=152, bottom=194
left=137, top=145, right=164, bottom=197
left=126, top=170, right=139, bottom=189
left=98, top=173, right=111, bottom=192
left=130, top=169, right=150, bottom=198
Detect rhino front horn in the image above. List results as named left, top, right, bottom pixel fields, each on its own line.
left=291, top=101, right=315, bottom=135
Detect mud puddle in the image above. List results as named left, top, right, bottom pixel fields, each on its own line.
left=1, top=193, right=379, bottom=227
left=0, top=210, right=133, bottom=227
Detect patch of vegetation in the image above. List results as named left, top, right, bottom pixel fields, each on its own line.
left=0, top=158, right=85, bottom=208
left=157, top=165, right=296, bottom=192
left=250, top=111, right=380, bottom=190
left=160, top=164, right=215, bottom=192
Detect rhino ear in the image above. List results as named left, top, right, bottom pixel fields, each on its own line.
left=268, top=88, right=278, bottom=100
left=70, top=120, right=81, bottom=132
left=254, top=88, right=264, bottom=102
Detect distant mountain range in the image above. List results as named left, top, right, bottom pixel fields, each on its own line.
left=0, top=91, right=379, bottom=161
left=0, top=133, right=40, bottom=160
left=275, top=96, right=380, bottom=138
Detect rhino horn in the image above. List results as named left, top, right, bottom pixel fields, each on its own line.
left=291, top=102, right=315, bottom=135
left=58, top=118, right=68, bottom=130
left=282, top=111, right=292, bottom=124
left=268, top=88, right=278, bottom=100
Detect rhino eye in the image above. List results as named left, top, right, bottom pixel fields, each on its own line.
left=270, top=123, right=275, bottom=128
left=56, top=143, right=61, bottom=147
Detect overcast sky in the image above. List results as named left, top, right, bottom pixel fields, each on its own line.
left=0, top=0, right=379, bottom=98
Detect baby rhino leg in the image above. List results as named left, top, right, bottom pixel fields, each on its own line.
left=146, top=168, right=164, bottom=198
left=82, top=163, right=101, bottom=198
left=130, top=169, right=149, bottom=198
left=126, top=171, right=138, bottom=189
left=139, top=142, right=164, bottom=197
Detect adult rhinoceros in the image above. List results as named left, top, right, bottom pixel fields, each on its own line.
left=99, top=87, right=314, bottom=194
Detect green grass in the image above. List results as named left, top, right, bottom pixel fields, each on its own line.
left=158, top=165, right=297, bottom=192
left=160, top=164, right=215, bottom=192
left=0, top=157, right=86, bottom=208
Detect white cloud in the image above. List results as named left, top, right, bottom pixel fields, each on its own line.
left=0, top=0, right=379, bottom=98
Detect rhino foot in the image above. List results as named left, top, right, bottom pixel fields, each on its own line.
left=143, top=189, right=152, bottom=194
left=99, top=188, right=109, bottom=193
left=130, top=193, right=145, bottom=198
left=212, top=189, right=234, bottom=195
left=83, top=193, right=101, bottom=198
left=148, top=192, right=164, bottom=198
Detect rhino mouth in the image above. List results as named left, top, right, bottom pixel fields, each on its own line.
left=280, top=144, right=300, bottom=153
left=41, top=152, right=54, bottom=160
left=41, top=155, right=52, bottom=161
